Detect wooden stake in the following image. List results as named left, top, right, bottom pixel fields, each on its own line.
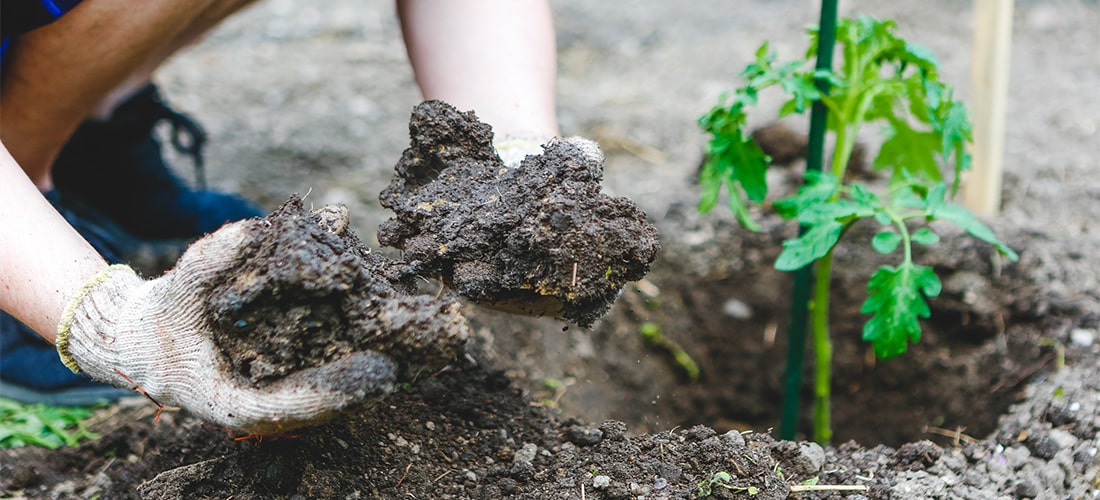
left=964, top=0, right=1014, bottom=215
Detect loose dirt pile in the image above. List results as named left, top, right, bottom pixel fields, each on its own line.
left=3, top=352, right=1097, bottom=499
left=203, top=196, right=468, bottom=386
left=378, top=101, right=660, bottom=327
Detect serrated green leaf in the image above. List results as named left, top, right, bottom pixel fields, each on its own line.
left=940, top=100, right=972, bottom=161
left=754, top=42, right=769, bottom=61
left=903, top=41, right=940, bottom=73
left=848, top=182, right=881, bottom=212
left=698, top=179, right=720, bottom=214
left=726, top=178, right=763, bottom=232
left=872, top=231, right=902, bottom=254
left=775, top=220, right=844, bottom=271
left=874, top=119, right=943, bottom=184
left=774, top=172, right=840, bottom=219
left=736, top=141, right=770, bottom=203
left=927, top=203, right=1018, bottom=261
left=812, top=69, right=845, bottom=88
left=922, top=183, right=948, bottom=212
left=911, top=227, right=940, bottom=245
left=861, top=263, right=942, bottom=359
left=779, top=74, right=821, bottom=113
left=798, top=198, right=874, bottom=225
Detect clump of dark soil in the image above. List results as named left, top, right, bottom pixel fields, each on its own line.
left=378, top=101, right=660, bottom=327
left=204, top=196, right=469, bottom=386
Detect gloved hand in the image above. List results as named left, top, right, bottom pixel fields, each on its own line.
left=55, top=219, right=400, bottom=435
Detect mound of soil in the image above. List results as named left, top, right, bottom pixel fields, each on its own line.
left=378, top=101, right=660, bottom=327
left=203, top=196, right=469, bottom=386
left=3, top=352, right=1097, bottom=499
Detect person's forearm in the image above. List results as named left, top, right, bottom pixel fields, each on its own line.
left=397, top=0, right=559, bottom=141
left=0, top=0, right=257, bottom=188
left=0, top=144, right=107, bottom=342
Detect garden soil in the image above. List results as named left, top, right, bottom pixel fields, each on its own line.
left=2, top=0, right=1098, bottom=498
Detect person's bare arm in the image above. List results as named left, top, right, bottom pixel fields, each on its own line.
left=0, top=0, right=257, bottom=188
left=396, top=0, right=560, bottom=142
left=0, top=143, right=106, bottom=342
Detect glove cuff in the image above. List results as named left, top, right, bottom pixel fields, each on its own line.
left=56, top=264, right=141, bottom=373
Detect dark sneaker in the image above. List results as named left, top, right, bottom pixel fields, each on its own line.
left=52, top=83, right=263, bottom=240
left=0, top=191, right=176, bottom=405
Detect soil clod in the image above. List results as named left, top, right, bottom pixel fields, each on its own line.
left=378, top=101, right=660, bottom=327
left=203, top=195, right=469, bottom=386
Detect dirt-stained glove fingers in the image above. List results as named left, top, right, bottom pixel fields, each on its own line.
left=199, top=350, right=399, bottom=435
left=170, top=218, right=263, bottom=275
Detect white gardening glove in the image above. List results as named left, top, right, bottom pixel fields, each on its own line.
left=493, top=135, right=605, bottom=169
left=55, top=219, right=407, bottom=435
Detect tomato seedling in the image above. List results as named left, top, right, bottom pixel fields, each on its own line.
left=698, top=15, right=1017, bottom=443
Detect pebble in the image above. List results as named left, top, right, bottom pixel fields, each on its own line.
left=798, top=442, right=826, bottom=471
left=1048, top=429, right=1078, bottom=449
left=592, top=475, right=611, bottom=489
left=722, top=298, right=753, bottom=319
left=513, top=443, right=538, bottom=465
left=721, top=430, right=745, bottom=447
left=566, top=426, right=604, bottom=446
left=1069, top=328, right=1095, bottom=347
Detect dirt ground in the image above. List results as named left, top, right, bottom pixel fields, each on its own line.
left=3, top=0, right=1100, bottom=498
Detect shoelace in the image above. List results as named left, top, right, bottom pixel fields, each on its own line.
left=151, top=97, right=209, bottom=190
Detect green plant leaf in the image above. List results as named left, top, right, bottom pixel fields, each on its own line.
left=0, top=398, right=100, bottom=449
left=874, top=119, right=943, bottom=184
left=903, top=41, right=939, bottom=73
left=861, top=263, right=942, bottom=359
left=872, top=231, right=901, bottom=254
left=775, top=220, right=844, bottom=271
left=926, top=200, right=1019, bottom=261
left=910, top=227, right=940, bottom=245
left=773, top=172, right=840, bottom=219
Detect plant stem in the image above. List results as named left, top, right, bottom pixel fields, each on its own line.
left=811, top=250, right=834, bottom=444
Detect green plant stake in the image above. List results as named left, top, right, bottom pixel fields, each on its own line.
left=699, top=15, right=1017, bottom=444
left=780, top=0, right=838, bottom=442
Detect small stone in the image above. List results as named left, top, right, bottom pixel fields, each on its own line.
left=798, top=442, right=826, bottom=472
left=464, top=470, right=478, bottom=482
left=592, top=475, right=611, bottom=489
left=721, top=430, right=745, bottom=447
left=1026, top=434, right=1060, bottom=460
left=513, top=443, right=538, bottom=465
left=1013, top=480, right=1039, bottom=499
left=566, top=426, right=604, bottom=446
left=1069, top=328, right=1095, bottom=347
left=653, top=477, right=668, bottom=490
left=722, top=298, right=753, bottom=319
left=425, top=421, right=436, bottom=431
